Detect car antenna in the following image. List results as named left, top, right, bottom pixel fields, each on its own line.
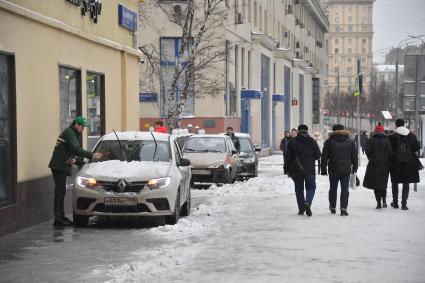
left=150, top=131, right=158, bottom=161
left=113, top=129, right=127, bottom=161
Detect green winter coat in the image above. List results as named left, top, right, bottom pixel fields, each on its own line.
left=226, top=133, right=241, bottom=151
left=48, top=126, right=93, bottom=176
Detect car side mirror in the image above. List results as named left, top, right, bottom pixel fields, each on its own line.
left=179, top=158, right=191, bottom=167
left=254, top=147, right=261, bottom=152
left=231, top=149, right=238, bottom=155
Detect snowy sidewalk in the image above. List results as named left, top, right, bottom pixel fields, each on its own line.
left=86, top=155, right=425, bottom=283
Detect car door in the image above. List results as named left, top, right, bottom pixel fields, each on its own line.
left=173, top=140, right=190, bottom=203
left=225, top=137, right=239, bottom=179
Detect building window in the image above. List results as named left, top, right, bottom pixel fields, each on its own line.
left=348, top=16, right=352, bottom=22
left=160, top=37, right=194, bottom=117
left=335, top=38, right=339, bottom=44
left=348, top=48, right=352, bottom=54
left=362, top=25, right=367, bottom=32
left=312, top=78, right=320, bottom=124
left=362, top=48, right=366, bottom=53
left=59, top=66, right=82, bottom=132
left=335, top=16, right=339, bottom=23
left=241, top=47, right=245, bottom=88
left=254, top=1, right=257, bottom=26
left=86, top=72, right=105, bottom=150
left=348, top=67, right=352, bottom=73
left=348, top=26, right=353, bottom=32
left=348, top=6, right=352, bottom=13
left=362, top=38, right=367, bottom=44
left=0, top=52, right=16, bottom=207
left=348, top=57, right=352, bottom=63
left=335, top=26, right=340, bottom=32
left=334, top=57, right=338, bottom=63
left=334, top=48, right=339, bottom=54
left=348, top=38, right=352, bottom=44
left=362, top=17, right=367, bottom=24
left=361, top=57, right=366, bottom=63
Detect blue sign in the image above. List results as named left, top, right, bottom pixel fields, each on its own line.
left=241, top=90, right=262, bottom=99
left=139, top=92, right=158, bottom=102
left=272, top=94, right=285, bottom=102
left=118, top=4, right=137, bottom=32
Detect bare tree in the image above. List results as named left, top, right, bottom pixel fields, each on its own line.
left=139, top=0, right=227, bottom=131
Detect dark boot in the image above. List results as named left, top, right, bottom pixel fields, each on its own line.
left=329, top=207, right=336, bottom=214
left=401, top=203, right=409, bottom=210
left=382, top=197, right=387, bottom=208
left=341, top=210, right=349, bottom=216
left=304, top=202, right=312, bottom=217
left=376, top=201, right=382, bottom=209
left=391, top=202, right=399, bottom=209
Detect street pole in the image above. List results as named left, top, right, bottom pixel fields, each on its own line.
left=337, top=68, right=341, bottom=124
left=357, top=58, right=361, bottom=166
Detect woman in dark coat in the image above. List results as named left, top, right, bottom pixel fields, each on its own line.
left=363, top=124, right=393, bottom=209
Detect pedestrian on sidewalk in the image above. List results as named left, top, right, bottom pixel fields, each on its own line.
left=49, top=116, right=104, bottom=227
left=363, top=124, right=393, bottom=209
left=225, top=126, right=241, bottom=151
left=313, top=130, right=323, bottom=174
left=291, top=128, right=298, bottom=138
left=321, top=124, right=358, bottom=216
left=279, top=130, right=291, bottom=174
left=388, top=118, right=420, bottom=210
left=285, top=124, right=321, bottom=216
left=360, top=131, right=368, bottom=154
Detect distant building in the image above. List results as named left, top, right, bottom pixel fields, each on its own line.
left=138, top=0, right=329, bottom=150
left=321, top=0, right=375, bottom=97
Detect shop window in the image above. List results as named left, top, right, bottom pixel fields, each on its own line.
left=86, top=72, right=105, bottom=150
left=59, top=66, right=82, bottom=131
left=0, top=53, right=16, bottom=207
left=159, top=37, right=194, bottom=117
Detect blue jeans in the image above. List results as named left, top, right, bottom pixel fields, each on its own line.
left=294, top=175, right=316, bottom=211
left=329, top=174, right=350, bottom=210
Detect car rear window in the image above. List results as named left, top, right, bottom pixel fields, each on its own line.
left=184, top=137, right=226, bottom=153
left=93, top=140, right=171, bottom=162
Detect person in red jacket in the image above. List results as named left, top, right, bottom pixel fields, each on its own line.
left=154, top=121, right=168, bottom=133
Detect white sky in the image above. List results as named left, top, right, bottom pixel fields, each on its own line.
left=373, top=0, right=425, bottom=63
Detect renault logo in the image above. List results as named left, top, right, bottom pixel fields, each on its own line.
left=116, top=179, right=127, bottom=192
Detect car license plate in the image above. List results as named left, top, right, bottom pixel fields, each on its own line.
left=104, top=197, right=137, bottom=206
left=192, top=169, right=211, bottom=175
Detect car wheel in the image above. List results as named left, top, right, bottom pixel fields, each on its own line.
left=181, top=189, right=191, bottom=217
left=73, top=213, right=89, bottom=227
left=165, top=189, right=180, bottom=225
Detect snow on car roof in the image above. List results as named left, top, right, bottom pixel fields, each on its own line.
left=101, top=131, right=170, bottom=142
left=218, top=132, right=251, bottom=138
left=189, top=134, right=231, bottom=139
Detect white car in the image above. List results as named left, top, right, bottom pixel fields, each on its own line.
left=72, top=131, right=191, bottom=226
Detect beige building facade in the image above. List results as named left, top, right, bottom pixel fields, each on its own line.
left=138, top=0, right=328, bottom=150
left=322, top=0, right=374, bottom=97
left=0, top=0, right=141, bottom=235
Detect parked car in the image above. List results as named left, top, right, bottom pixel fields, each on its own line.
left=72, top=131, right=191, bottom=226
left=182, top=134, right=240, bottom=184
left=234, top=133, right=261, bottom=178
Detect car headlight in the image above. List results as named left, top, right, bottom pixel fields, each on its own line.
left=148, top=177, right=171, bottom=190
left=243, top=157, right=255, bottom=164
left=209, top=160, right=224, bottom=168
left=76, top=176, right=97, bottom=189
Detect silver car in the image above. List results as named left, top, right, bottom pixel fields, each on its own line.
left=72, top=132, right=191, bottom=226
left=182, top=134, right=240, bottom=184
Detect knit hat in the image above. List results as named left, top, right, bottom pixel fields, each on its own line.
left=73, top=116, right=88, bottom=127
left=374, top=124, right=385, bottom=133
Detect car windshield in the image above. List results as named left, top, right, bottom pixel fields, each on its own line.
left=184, top=137, right=226, bottom=153
left=239, top=138, right=253, bottom=152
left=93, top=140, right=171, bottom=162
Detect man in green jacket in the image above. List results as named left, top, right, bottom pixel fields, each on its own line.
left=225, top=126, right=241, bottom=151
left=48, top=116, right=103, bottom=227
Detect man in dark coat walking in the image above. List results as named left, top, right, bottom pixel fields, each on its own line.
left=285, top=125, right=321, bottom=216
left=388, top=118, right=420, bottom=210
left=279, top=130, right=291, bottom=173
left=363, top=124, right=393, bottom=209
left=321, top=124, right=358, bottom=216
left=360, top=131, right=368, bottom=154
left=49, top=116, right=103, bottom=227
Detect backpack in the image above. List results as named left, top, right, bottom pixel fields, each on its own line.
left=395, top=135, right=412, bottom=163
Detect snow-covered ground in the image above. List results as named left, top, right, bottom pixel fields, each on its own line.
left=0, top=154, right=424, bottom=283
left=87, top=155, right=425, bottom=283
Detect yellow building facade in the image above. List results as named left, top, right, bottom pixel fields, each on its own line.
left=0, top=0, right=141, bottom=235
